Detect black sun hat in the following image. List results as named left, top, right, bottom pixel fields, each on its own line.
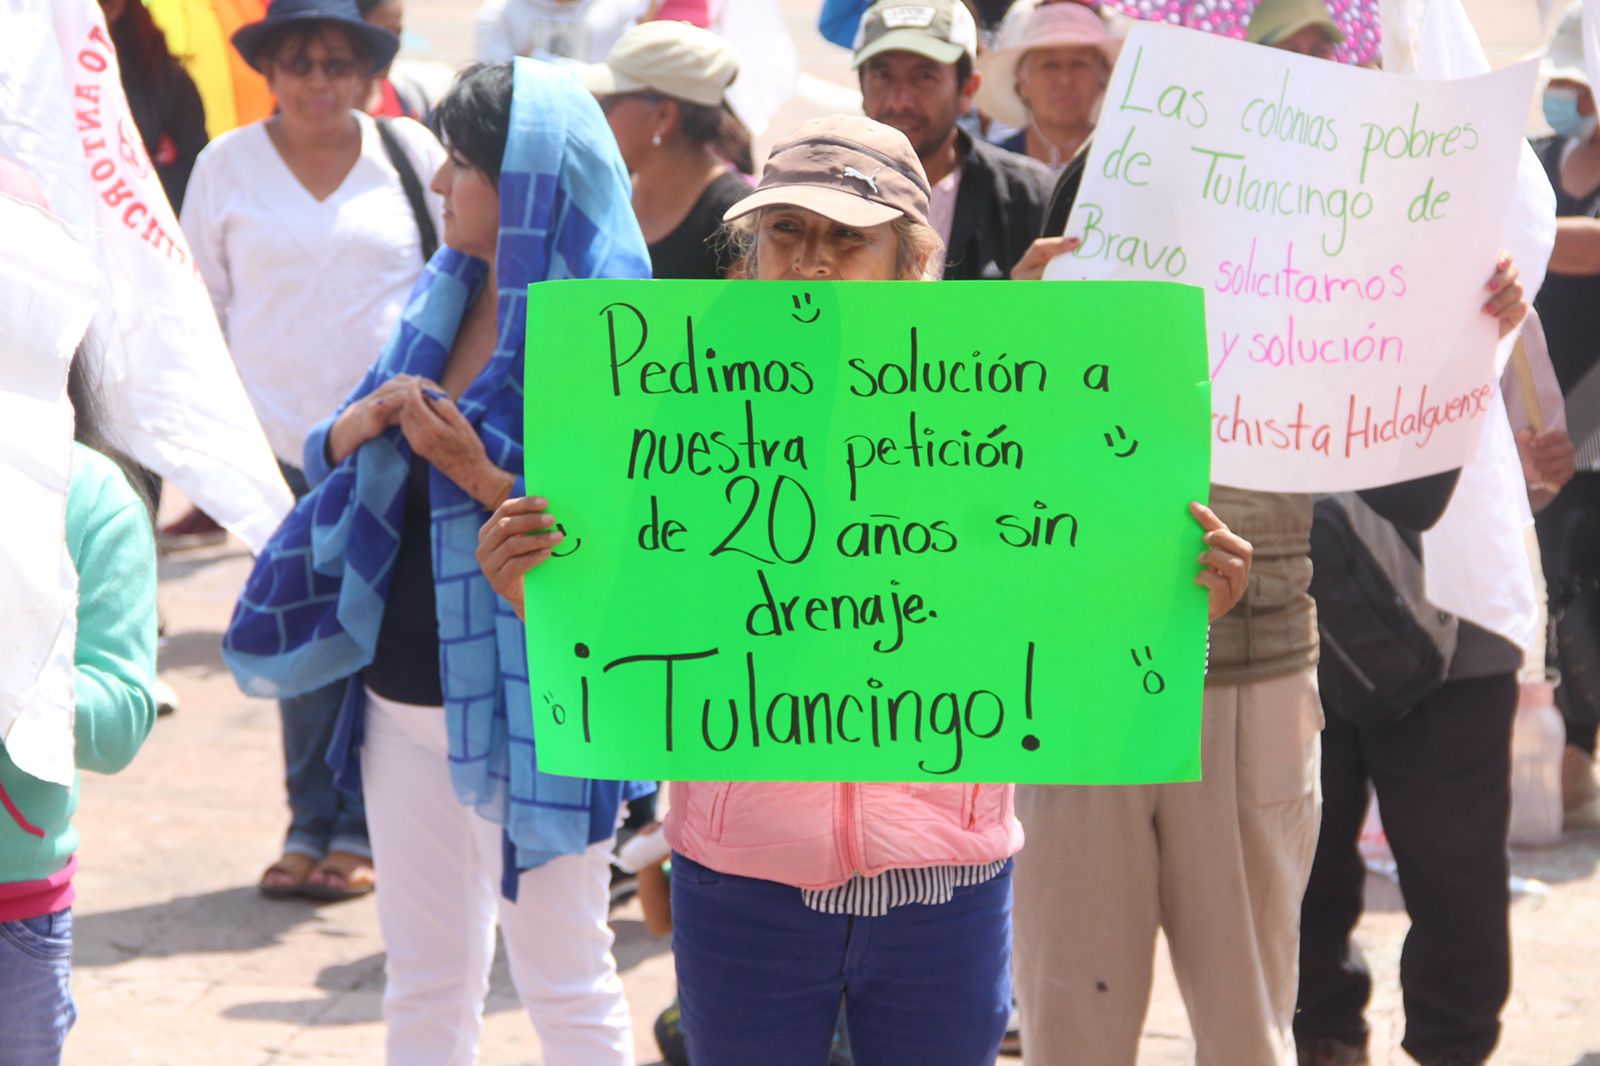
left=231, top=0, right=400, bottom=75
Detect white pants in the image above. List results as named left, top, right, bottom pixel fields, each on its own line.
left=362, top=689, right=635, bottom=1066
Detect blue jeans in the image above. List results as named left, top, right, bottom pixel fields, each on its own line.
left=670, top=853, right=1012, bottom=1066
left=0, top=908, right=75, bottom=1065
left=279, top=462, right=367, bottom=860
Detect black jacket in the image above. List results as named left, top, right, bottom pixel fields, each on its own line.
left=944, top=130, right=1055, bottom=280
left=124, top=62, right=208, bottom=215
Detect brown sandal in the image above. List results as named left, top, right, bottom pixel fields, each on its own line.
left=301, top=850, right=376, bottom=902
left=259, top=852, right=318, bottom=899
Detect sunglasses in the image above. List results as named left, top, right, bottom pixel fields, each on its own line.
left=273, top=54, right=361, bottom=79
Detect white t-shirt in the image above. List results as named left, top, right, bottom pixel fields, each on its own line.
left=474, top=0, right=651, bottom=63
left=180, top=113, right=446, bottom=467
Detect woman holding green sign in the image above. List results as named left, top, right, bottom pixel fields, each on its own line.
left=476, top=112, right=1254, bottom=1066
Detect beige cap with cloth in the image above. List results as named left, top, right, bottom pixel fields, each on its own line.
left=576, top=21, right=738, bottom=108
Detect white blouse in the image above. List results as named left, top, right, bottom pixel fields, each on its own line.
left=180, top=112, right=446, bottom=468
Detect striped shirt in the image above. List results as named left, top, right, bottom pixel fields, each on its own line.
left=800, top=860, right=1010, bottom=917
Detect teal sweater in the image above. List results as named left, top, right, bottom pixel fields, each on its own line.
left=0, top=444, right=157, bottom=886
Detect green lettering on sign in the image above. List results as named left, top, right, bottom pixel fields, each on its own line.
left=522, top=279, right=1212, bottom=783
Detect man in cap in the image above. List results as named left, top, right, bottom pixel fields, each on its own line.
left=852, top=0, right=1055, bottom=279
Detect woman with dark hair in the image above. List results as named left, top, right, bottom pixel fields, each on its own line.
left=97, top=0, right=209, bottom=213
left=181, top=0, right=444, bottom=903
left=224, top=59, right=651, bottom=1065
left=577, top=20, right=751, bottom=279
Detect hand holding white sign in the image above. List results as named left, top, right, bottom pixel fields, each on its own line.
left=1046, top=23, right=1538, bottom=493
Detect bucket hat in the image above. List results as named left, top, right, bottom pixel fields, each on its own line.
left=232, top=0, right=400, bottom=75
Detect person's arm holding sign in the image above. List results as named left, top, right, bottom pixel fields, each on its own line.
left=1192, top=501, right=1252, bottom=622
left=477, top=495, right=562, bottom=620
left=1484, top=254, right=1527, bottom=338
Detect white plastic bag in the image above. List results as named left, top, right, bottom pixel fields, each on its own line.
left=1508, top=677, right=1565, bottom=848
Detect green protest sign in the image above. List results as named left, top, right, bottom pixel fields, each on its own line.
left=522, top=280, right=1211, bottom=784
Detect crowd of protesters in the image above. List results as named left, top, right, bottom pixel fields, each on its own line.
left=4, top=1, right=1600, bottom=1066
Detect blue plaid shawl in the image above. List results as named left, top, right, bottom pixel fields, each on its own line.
left=224, top=59, right=652, bottom=874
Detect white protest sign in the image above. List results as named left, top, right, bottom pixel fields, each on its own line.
left=1045, top=23, right=1538, bottom=492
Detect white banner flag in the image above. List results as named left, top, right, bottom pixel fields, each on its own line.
left=1398, top=0, right=1555, bottom=654
left=0, top=189, right=95, bottom=786
left=1045, top=23, right=1538, bottom=493
left=716, top=0, right=799, bottom=138
left=0, top=0, right=291, bottom=553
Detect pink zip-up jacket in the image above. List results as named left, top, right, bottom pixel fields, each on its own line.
left=665, top=781, right=1024, bottom=890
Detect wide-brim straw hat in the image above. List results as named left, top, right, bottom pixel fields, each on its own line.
left=975, top=4, right=1121, bottom=130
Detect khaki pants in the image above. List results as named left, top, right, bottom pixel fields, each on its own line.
left=1013, top=668, right=1322, bottom=1066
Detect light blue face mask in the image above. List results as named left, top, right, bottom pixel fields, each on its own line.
left=1544, top=85, right=1599, bottom=141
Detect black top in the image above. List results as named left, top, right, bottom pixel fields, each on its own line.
left=647, top=171, right=750, bottom=281
left=1041, top=137, right=1090, bottom=240
left=1532, top=136, right=1600, bottom=395
left=123, top=63, right=208, bottom=215
left=945, top=130, right=1055, bottom=280
left=972, top=0, right=1011, bottom=32
left=365, top=453, right=443, bottom=706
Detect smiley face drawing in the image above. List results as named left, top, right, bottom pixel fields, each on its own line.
left=791, top=292, right=820, bottom=323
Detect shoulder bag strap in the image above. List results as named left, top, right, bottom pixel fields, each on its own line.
left=376, top=118, right=439, bottom=262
